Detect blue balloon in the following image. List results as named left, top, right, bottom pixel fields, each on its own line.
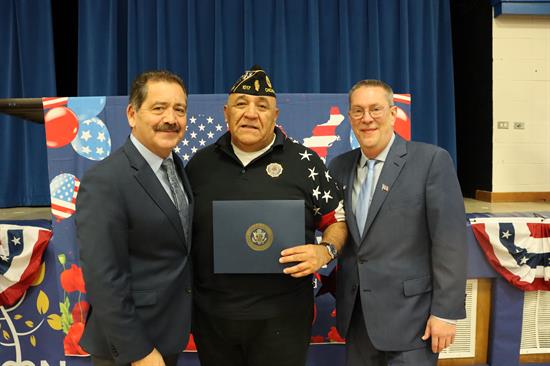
left=67, top=96, right=106, bottom=121
left=71, top=117, right=112, bottom=161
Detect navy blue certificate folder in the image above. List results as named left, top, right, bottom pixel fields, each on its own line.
left=213, top=200, right=305, bottom=273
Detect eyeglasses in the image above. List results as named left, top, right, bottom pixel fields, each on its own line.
left=349, top=105, right=391, bottom=120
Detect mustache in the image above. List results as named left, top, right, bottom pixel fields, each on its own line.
left=154, top=123, right=181, bottom=132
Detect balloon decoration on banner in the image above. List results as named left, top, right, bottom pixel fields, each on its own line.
left=394, top=106, right=411, bottom=141
left=71, top=117, right=112, bottom=161
left=44, top=107, right=79, bottom=148
left=67, top=97, right=106, bottom=121
left=49, top=173, right=80, bottom=222
left=67, top=97, right=111, bottom=161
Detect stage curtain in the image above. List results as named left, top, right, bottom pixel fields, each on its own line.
left=0, top=0, right=55, bottom=207
left=1, top=0, right=457, bottom=206
left=77, top=0, right=457, bottom=159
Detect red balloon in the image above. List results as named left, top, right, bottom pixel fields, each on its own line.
left=394, top=106, right=411, bottom=141
left=45, top=107, right=79, bottom=148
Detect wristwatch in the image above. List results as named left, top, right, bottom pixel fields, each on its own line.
left=319, top=241, right=338, bottom=261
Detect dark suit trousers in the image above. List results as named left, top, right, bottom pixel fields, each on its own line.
left=193, top=306, right=313, bottom=366
left=91, top=354, right=179, bottom=366
left=345, top=295, right=438, bottom=366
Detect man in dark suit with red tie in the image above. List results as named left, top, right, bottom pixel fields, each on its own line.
left=329, top=79, right=467, bottom=366
left=76, top=70, right=193, bottom=366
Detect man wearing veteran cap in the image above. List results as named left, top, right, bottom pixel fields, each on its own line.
left=186, top=65, right=347, bottom=366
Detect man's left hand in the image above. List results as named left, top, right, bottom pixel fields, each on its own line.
left=421, top=315, right=456, bottom=353
left=279, top=244, right=331, bottom=278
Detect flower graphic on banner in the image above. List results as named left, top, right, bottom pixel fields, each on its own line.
left=48, top=254, right=89, bottom=356
left=0, top=262, right=57, bottom=363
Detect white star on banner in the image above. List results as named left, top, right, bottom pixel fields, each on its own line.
left=11, top=236, right=21, bottom=245
left=322, top=190, right=332, bottom=203
left=81, top=130, right=92, bottom=141
left=325, top=171, right=332, bottom=181
left=501, top=230, right=512, bottom=239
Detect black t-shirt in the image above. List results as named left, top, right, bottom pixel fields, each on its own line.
left=186, top=128, right=344, bottom=319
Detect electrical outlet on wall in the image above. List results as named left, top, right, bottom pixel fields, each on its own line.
left=513, top=122, right=525, bottom=129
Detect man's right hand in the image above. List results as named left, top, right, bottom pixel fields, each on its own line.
left=131, top=348, right=165, bottom=366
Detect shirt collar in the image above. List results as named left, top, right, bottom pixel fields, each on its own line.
left=359, top=133, right=396, bottom=168
left=130, top=134, right=171, bottom=173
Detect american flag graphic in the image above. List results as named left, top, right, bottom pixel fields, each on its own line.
left=470, top=217, right=550, bottom=291
left=50, top=173, right=80, bottom=221
left=174, top=114, right=226, bottom=162
left=302, top=106, right=345, bottom=162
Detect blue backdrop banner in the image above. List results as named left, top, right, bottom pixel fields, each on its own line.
left=0, top=93, right=410, bottom=366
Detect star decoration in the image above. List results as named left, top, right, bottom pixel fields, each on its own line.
left=174, top=146, right=181, bottom=153
left=83, top=119, right=92, bottom=125
left=300, top=150, right=312, bottom=161
left=183, top=154, right=190, bottom=161
left=191, top=147, right=198, bottom=153
left=190, top=131, right=197, bottom=139
left=182, top=139, right=189, bottom=146
left=190, top=116, right=197, bottom=124
left=96, top=147, right=105, bottom=155
left=207, top=116, right=214, bottom=123
left=207, top=132, right=214, bottom=139
left=501, top=230, right=512, bottom=239
left=0, top=254, right=8, bottom=262
left=199, top=139, right=206, bottom=146
left=520, top=256, right=528, bottom=265
left=313, top=206, right=321, bottom=216
left=325, top=171, right=332, bottom=181
left=308, top=167, right=318, bottom=181
left=97, top=132, right=106, bottom=142
left=322, top=190, right=332, bottom=203
left=11, top=236, right=21, bottom=245
left=215, top=124, right=223, bottom=131
left=198, top=124, right=205, bottom=131
left=81, top=146, right=91, bottom=154
left=81, top=130, right=92, bottom=141
left=312, top=186, right=321, bottom=200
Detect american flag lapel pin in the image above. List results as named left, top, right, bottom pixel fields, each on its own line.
left=381, top=184, right=389, bottom=192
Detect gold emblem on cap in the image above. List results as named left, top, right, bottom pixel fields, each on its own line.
left=266, top=163, right=283, bottom=178
left=245, top=223, right=273, bottom=251
left=254, top=79, right=260, bottom=92
left=266, top=75, right=272, bottom=88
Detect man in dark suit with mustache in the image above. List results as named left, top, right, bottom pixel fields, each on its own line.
left=76, top=70, right=193, bottom=366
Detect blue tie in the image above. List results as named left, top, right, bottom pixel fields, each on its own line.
left=356, top=159, right=377, bottom=236
left=162, top=158, right=190, bottom=242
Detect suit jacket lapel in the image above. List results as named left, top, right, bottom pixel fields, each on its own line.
left=344, top=150, right=363, bottom=247
left=123, top=139, right=187, bottom=249
left=361, top=136, right=408, bottom=241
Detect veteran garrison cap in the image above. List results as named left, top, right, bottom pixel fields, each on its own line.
left=229, top=64, right=276, bottom=98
